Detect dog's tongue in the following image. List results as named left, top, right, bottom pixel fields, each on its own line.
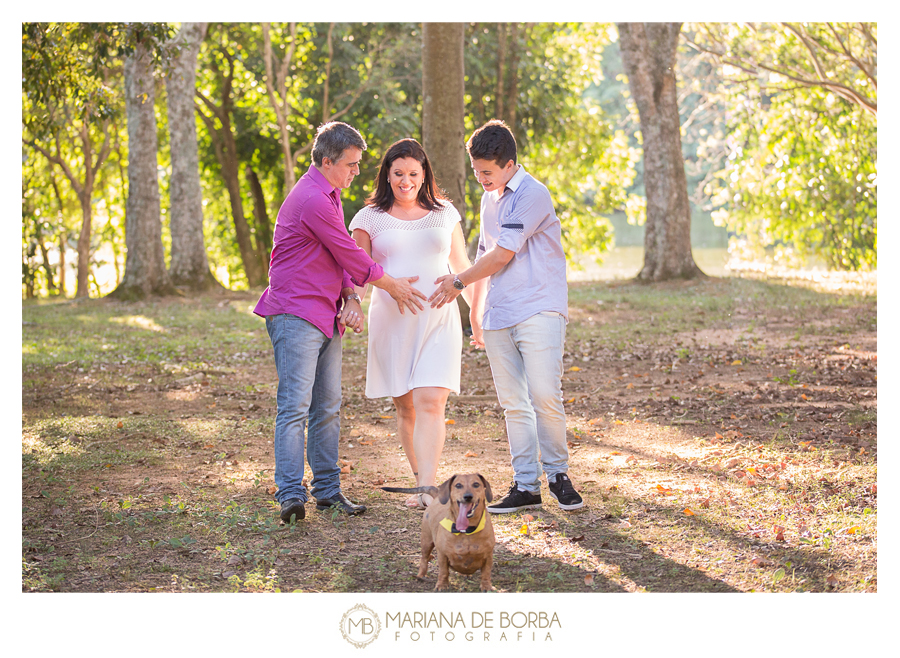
left=455, top=503, right=472, bottom=532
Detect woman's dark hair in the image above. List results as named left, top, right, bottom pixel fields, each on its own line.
left=366, top=138, right=446, bottom=213
left=466, top=119, right=517, bottom=167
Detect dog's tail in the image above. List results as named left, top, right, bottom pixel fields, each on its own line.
left=381, top=485, right=440, bottom=497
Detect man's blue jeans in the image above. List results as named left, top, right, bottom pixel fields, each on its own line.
left=266, top=314, right=342, bottom=503
left=483, top=311, right=569, bottom=493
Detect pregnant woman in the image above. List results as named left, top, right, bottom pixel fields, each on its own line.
left=349, top=138, right=473, bottom=509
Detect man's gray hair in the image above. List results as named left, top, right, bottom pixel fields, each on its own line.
left=311, top=122, right=367, bottom=167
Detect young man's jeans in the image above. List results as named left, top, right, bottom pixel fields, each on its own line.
left=483, top=311, right=568, bottom=493
left=266, top=314, right=342, bottom=503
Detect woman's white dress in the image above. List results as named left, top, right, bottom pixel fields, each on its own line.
left=348, top=202, right=463, bottom=398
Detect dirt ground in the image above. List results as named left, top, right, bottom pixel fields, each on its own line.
left=21, top=275, right=876, bottom=593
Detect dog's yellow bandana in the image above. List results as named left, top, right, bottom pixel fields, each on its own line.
left=439, top=512, right=486, bottom=536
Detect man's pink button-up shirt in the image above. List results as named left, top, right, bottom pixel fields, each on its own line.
left=253, top=165, right=383, bottom=337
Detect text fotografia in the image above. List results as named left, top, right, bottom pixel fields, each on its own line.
left=387, top=611, right=561, bottom=642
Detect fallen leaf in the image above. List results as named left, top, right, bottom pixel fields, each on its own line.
left=751, top=557, right=771, bottom=568
left=683, top=508, right=695, bottom=516
left=359, top=440, right=373, bottom=446
left=826, top=574, right=839, bottom=588
left=117, top=421, right=124, bottom=429
left=715, top=432, right=724, bottom=440
left=520, top=524, right=530, bottom=535
left=700, top=497, right=710, bottom=509
left=565, top=397, right=576, bottom=404
left=773, top=525, right=785, bottom=541
left=380, top=415, right=394, bottom=419
left=798, top=524, right=811, bottom=538
left=464, top=450, right=478, bottom=457
left=445, top=418, right=456, bottom=425
left=570, top=535, right=585, bottom=543
left=610, top=451, right=622, bottom=455
left=267, top=486, right=277, bottom=495
left=340, top=465, right=351, bottom=474
left=732, top=360, right=742, bottom=366
left=626, top=382, right=634, bottom=389
left=523, top=514, right=534, bottom=522
left=349, top=429, right=362, bottom=437
left=614, top=420, right=625, bottom=425
left=569, top=366, right=581, bottom=372
left=584, top=574, right=595, bottom=586
left=845, top=526, right=861, bottom=535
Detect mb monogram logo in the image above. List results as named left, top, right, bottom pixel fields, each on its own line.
left=340, top=604, right=382, bottom=648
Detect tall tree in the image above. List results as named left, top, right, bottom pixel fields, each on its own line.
left=22, top=23, right=115, bottom=298
left=260, top=21, right=305, bottom=191
left=422, top=23, right=467, bottom=227
left=617, top=22, right=703, bottom=281
left=422, top=23, right=469, bottom=326
left=113, top=37, right=173, bottom=299
left=196, top=25, right=266, bottom=288
left=166, top=21, right=220, bottom=290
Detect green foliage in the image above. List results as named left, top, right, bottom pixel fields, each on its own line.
left=707, top=87, right=876, bottom=270
left=689, top=23, right=877, bottom=271
left=464, top=23, right=639, bottom=262
left=22, top=22, right=175, bottom=137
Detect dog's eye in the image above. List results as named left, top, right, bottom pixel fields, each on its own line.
left=472, top=482, right=480, bottom=488
left=455, top=483, right=463, bottom=489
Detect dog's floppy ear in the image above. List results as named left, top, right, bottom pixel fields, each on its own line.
left=476, top=473, right=492, bottom=502
left=437, top=475, right=456, bottom=505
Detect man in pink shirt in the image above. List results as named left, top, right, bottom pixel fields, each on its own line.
left=255, top=122, right=425, bottom=521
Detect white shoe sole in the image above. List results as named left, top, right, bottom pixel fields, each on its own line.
left=487, top=502, right=542, bottom=514
left=549, top=491, right=584, bottom=511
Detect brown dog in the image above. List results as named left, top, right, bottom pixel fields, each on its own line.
left=382, top=474, right=495, bottom=591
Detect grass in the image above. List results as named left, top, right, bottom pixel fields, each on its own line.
left=21, top=275, right=876, bottom=594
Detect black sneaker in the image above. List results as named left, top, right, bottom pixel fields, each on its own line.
left=279, top=498, right=306, bottom=523
left=548, top=473, right=584, bottom=510
left=487, top=482, right=542, bottom=514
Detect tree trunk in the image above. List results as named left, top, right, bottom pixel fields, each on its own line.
left=113, top=40, right=173, bottom=300
left=422, top=23, right=467, bottom=225
left=219, top=127, right=265, bottom=287
left=246, top=165, right=273, bottom=276
left=58, top=232, right=66, bottom=296
left=75, top=175, right=93, bottom=297
left=196, top=48, right=266, bottom=289
left=617, top=22, right=703, bottom=281
left=423, top=22, right=470, bottom=330
left=261, top=22, right=300, bottom=192
left=166, top=22, right=219, bottom=291
left=506, top=23, right=521, bottom=131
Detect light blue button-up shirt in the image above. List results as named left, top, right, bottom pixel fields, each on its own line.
left=475, top=165, right=569, bottom=331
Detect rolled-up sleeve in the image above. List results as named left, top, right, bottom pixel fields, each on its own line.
left=495, top=186, right=554, bottom=254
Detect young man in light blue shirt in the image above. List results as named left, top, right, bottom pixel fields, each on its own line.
left=430, top=119, right=584, bottom=512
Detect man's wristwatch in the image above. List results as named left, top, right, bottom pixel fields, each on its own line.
left=345, top=293, right=361, bottom=303
left=452, top=276, right=466, bottom=291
